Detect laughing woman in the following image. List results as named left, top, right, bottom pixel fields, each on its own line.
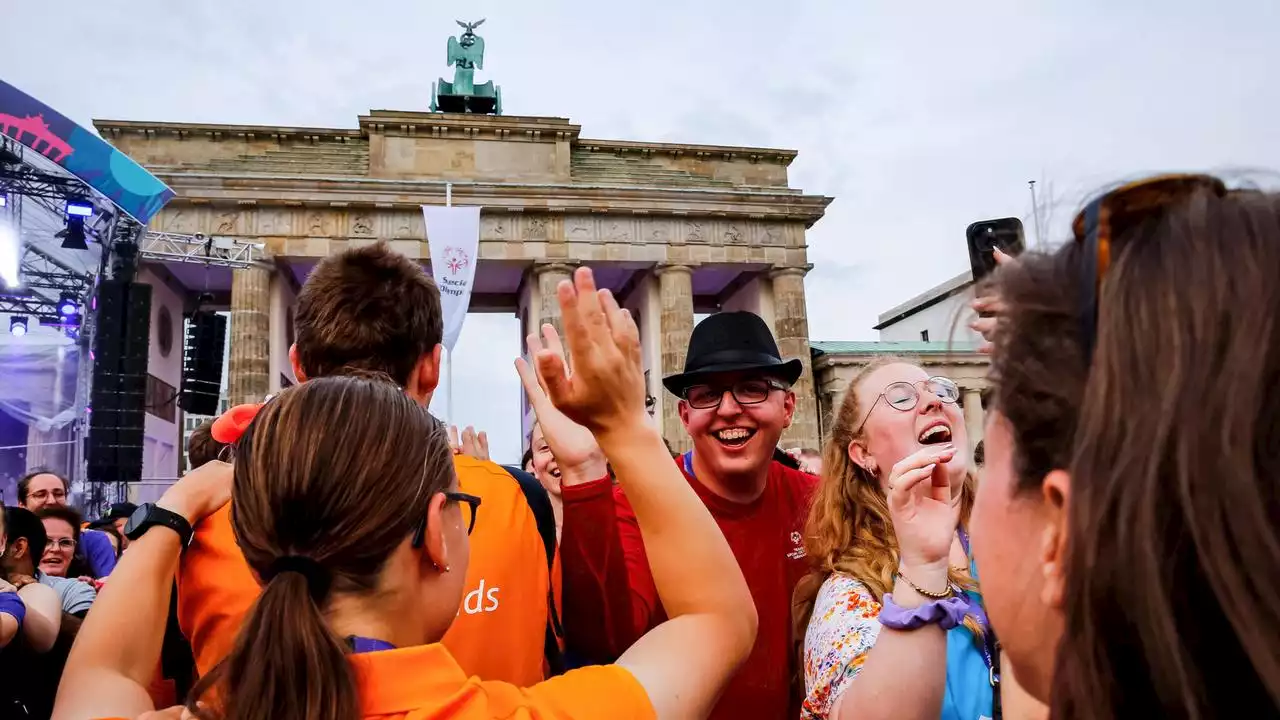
left=793, top=358, right=997, bottom=720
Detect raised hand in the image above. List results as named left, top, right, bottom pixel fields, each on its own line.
left=449, top=425, right=490, bottom=461
left=516, top=325, right=607, bottom=485
left=885, top=444, right=962, bottom=587
left=971, top=246, right=1015, bottom=353
left=534, top=267, right=646, bottom=437
left=157, top=459, right=233, bottom=526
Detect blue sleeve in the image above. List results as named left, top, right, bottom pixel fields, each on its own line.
left=79, top=530, right=117, bottom=577
left=60, top=580, right=96, bottom=616
left=0, top=592, right=25, bottom=627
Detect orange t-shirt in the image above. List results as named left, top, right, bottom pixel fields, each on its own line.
left=177, top=455, right=553, bottom=686
left=99, top=644, right=653, bottom=720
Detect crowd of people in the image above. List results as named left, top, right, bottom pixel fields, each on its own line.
left=0, top=173, right=1275, bottom=719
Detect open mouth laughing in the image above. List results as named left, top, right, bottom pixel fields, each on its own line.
left=917, top=421, right=953, bottom=446
left=713, top=427, right=757, bottom=449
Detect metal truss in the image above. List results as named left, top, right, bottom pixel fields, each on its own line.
left=137, top=230, right=262, bottom=268
left=19, top=243, right=92, bottom=295
left=0, top=163, right=113, bottom=242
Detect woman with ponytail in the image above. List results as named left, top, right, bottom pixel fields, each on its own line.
left=793, top=357, right=996, bottom=720
left=53, top=267, right=757, bottom=720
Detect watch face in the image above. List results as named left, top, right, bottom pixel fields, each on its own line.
left=124, top=504, right=152, bottom=537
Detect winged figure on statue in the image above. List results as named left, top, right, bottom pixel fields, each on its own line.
left=431, top=18, right=503, bottom=115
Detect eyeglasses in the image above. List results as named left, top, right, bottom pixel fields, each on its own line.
left=854, top=377, right=960, bottom=434
left=46, top=538, right=77, bottom=552
left=683, top=378, right=789, bottom=410
left=1073, top=174, right=1227, bottom=361
left=28, top=489, right=67, bottom=502
left=411, top=491, right=482, bottom=548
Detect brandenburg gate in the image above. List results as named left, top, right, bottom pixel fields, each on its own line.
left=96, top=108, right=831, bottom=455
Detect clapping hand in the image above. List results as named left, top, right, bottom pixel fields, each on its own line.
left=533, top=267, right=646, bottom=439
left=516, top=324, right=608, bottom=486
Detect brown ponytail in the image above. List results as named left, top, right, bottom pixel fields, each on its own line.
left=209, top=571, right=357, bottom=720
left=189, top=374, right=455, bottom=720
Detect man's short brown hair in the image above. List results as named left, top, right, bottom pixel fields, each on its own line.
left=187, top=418, right=226, bottom=469
left=294, top=242, right=443, bottom=386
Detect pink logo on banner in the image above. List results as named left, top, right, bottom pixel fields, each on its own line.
left=443, top=246, right=470, bottom=276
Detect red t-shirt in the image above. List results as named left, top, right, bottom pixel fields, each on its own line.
left=559, top=457, right=817, bottom=720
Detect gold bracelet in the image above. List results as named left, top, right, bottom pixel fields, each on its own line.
left=895, top=571, right=953, bottom=599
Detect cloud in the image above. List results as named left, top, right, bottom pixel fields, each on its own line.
left=5, top=0, right=1277, bottom=460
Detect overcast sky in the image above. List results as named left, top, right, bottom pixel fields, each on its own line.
left=5, top=0, right=1278, bottom=463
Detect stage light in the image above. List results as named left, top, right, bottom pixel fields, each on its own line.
left=65, top=198, right=94, bottom=218
left=57, top=216, right=88, bottom=250
left=10, top=316, right=28, bottom=337
left=0, top=195, right=7, bottom=208
left=58, top=292, right=79, bottom=316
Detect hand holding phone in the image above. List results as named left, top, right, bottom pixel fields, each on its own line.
left=966, top=217, right=1025, bottom=282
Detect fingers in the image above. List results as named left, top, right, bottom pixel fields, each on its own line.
left=539, top=324, right=566, bottom=366
left=461, top=426, right=477, bottom=455
left=515, top=357, right=549, bottom=405
left=448, top=425, right=461, bottom=453
left=970, top=316, right=997, bottom=337
left=535, top=347, right=571, bottom=405
left=526, top=330, right=545, bottom=357
left=477, top=431, right=489, bottom=459
left=886, top=464, right=936, bottom=504
left=993, top=246, right=1014, bottom=265
left=971, top=295, right=1006, bottom=314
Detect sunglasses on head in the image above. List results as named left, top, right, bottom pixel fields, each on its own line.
left=1073, top=173, right=1228, bottom=362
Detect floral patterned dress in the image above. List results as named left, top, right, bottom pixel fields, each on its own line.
left=801, top=571, right=995, bottom=720
left=801, top=573, right=883, bottom=719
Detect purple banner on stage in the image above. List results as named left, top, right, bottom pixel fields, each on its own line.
left=0, top=79, right=174, bottom=223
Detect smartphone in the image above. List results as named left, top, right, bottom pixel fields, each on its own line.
left=966, top=217, right=1025, bottom=282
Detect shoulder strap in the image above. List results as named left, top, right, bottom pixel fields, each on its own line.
left=501, top=465, right=566, bottom=677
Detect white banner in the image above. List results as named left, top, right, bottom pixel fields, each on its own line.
left=422, top=205, right=481, bottom=351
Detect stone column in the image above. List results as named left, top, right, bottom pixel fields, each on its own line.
left=657, top=264, right=695, bottom=454
left=962, top=387, right=985, bottom=455
left=769, top=266, right=819, bottom=450
left=530, top=262, right=577, bottom=338
left=228, top=264, right=272, bottom=406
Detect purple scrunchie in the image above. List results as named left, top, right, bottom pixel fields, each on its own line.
left=0, top=592, right=25, bottom=627
left=878, top=593, right=974, bottom=631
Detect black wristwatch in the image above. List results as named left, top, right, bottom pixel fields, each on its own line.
left=123, top=503, right=194, bottom=546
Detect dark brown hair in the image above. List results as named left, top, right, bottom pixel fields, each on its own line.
left=187, top=418, right=226, bottom=470
left=991, top=187, right=1280, bottom=717
left=294, top=242, right=443, bottom=386
left=189, top=375, right=456, bottom=720
left=17, top=469, right=69, bottom=504
left=35, top=505, right=83, bottom=542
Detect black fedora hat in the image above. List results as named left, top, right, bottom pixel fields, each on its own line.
left=663, top=311, right=803, bottom=396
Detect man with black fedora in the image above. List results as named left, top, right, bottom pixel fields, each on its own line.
left=558, top=310, right=817, bottom=720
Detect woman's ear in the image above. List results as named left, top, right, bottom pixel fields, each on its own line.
left=847, top=439, right=875, bottom=477
left=1039, top=469, right=1071, bottom=609
left=423, top=492, right=451, bottom=573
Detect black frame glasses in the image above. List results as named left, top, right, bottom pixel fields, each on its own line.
left=1072, top=174, right=1227, bottom=362
left=854, top=377, right=960, bottom=434
left=682, top=378, right=789, bottom=410
left=411, top=491, right=482, bottom=548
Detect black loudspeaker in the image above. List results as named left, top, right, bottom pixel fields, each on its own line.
left=179, top=311, right=227, bottom=416
left=88, top=280, right=151, bottom=483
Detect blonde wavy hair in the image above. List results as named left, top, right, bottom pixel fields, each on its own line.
left=792, top=356, right=980, bottom=663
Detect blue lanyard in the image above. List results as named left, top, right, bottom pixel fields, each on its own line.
left=347, top=636, right=396, bottom=654
left=681, top=451, right=694, bottom=476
